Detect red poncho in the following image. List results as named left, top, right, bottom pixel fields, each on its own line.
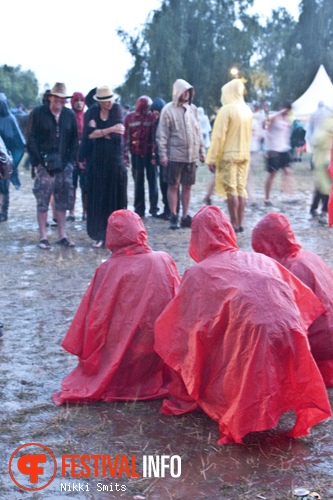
left=252, top=212, right=333, bottom=386
left=52, top=210, right=180, bottom=405
left=154, top=206, right=332, bottom=444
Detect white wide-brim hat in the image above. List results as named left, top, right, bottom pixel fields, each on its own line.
left=93, top=86, right=114, bottom=102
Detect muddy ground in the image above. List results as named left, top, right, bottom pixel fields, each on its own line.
left=1, top=156, right=333, bottom=499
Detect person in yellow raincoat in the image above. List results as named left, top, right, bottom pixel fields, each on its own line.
left=206, top=79, right=252, bottom=232
left=311, top=112, right=333, bottom=225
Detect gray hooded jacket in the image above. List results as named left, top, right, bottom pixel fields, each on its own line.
left=156, top=79, right=204, bottom=163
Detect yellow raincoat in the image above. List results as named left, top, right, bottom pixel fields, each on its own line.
left=206, top=79, right=252, bottom=197
left=311, top=114, right=333, bottom=196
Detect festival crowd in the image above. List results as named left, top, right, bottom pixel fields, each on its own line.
left=1, top=77, right=333, bottom=443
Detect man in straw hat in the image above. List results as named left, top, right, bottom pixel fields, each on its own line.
left=27, top=82, right=79, bottom=249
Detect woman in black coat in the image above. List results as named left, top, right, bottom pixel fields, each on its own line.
left=80, top=86, right=127, bottom=247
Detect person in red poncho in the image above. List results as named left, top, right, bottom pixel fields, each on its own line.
left=154, top=206, right=332, bottom=444
left=252, top=212, right=333, bottom=386
left=52, top=209, right=180, bottom=405
left=68, top=92, right=87, bottom=222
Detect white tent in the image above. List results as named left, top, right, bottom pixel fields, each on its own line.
left=292, top=65, right=333, bottom=121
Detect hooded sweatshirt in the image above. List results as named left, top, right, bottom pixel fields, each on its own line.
left=124, top=96, right=155, bottom=157
left=70, top=92, right=85, bottom=141
left=252, top=212, right=333, bottom=385
left=155, top=206, right=331, bottom=444
left=156, top=79, right=205, bottom=163
left=206, top=79, right=252, bottom=166
left=52, top=209, right=180, bottom=405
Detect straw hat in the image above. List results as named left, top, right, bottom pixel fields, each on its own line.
left=93, top=86, right=114, bottom=102
left=49, top=82, right=72, bottom=98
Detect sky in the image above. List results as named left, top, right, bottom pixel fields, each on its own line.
left=2, top=0, right=300, bottom=99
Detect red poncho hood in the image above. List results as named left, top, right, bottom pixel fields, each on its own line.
left=106, top=209, right=151, bottom=255
left=70, top=92, right=85, bottom=139
left=135, top=96, right=151, bottom=115
left=189, top=206, right=238, bottom=262
left=252, top=212, right=302, bottom=263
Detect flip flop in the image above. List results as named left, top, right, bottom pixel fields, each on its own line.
left=55, top=237, right=75, bottom=247
left=39, top=239, right=51, bottom=250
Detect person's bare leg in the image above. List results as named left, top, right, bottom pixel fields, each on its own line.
left=265, top=171, right=276, bottom=201
left=227, top=195, right=239, bottom=229
left=237, top=196, right=246, bottom=228
left=203, top=175, right=215, bottom=204
left=56, top=210, right=67, bottom=240
left=70, top=190, right=76, bottom=217
left=50, top=194, right=56, bottom=220
left=181, top=184, right=191, bottom=219
left=37, top=211, right=48, bottom=240
left=167, top=184, right=179, bottom=216
left=281, top=166, right=294, bottom=194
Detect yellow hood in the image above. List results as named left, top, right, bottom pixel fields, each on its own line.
left=221, top=79, right=246, bottom=106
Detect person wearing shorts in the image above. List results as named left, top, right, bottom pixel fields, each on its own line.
left=27, top=82, right=78, bottom=249
left=33, top=164, right=74, bottom=215
left=156, top=79, right=205, bottom=229
left=206, top=79, right=252, bottom=232
left=264, top=101, right=293, bottom=206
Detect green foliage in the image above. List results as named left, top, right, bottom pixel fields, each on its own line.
left=275, top=0, right=333, bottom=106
left=0, top=65, right=39, bottom=109
left=117, top=0, right=333, bottom=113
left=116, top=0, right=260, bottom=113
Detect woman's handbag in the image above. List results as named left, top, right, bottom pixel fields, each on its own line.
left=0, top=136, right=13, bottom=180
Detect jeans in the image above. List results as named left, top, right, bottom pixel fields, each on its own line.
left=131, top=153, right=158, bottom=216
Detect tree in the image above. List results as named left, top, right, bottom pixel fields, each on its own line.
left=116, top=0, right=259, bottom=113
left=0, top=65, right=39, bottom=109
left=276, top=0, right=333, bottom=105
left=252, top=8, right=296, bottom=107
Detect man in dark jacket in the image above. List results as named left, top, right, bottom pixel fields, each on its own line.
left=124, top=96, right=159, bottom=217
left=27, top=82, right=78, bottom=249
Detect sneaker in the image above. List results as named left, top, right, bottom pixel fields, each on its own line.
left=310, top=209, right=319, bottom=218
left=318, top=213, right=328, bottom=226
left=150, top=209, right=160, bottom=218
left=264, top=200, right=273, bottom=207
left=169, top=214, right=180, bottom=230
left=156, top=211, right=170, bottom=220
left=180, top=215, right=192, bottom=228
left=66, top=214, right=75, bottom=222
